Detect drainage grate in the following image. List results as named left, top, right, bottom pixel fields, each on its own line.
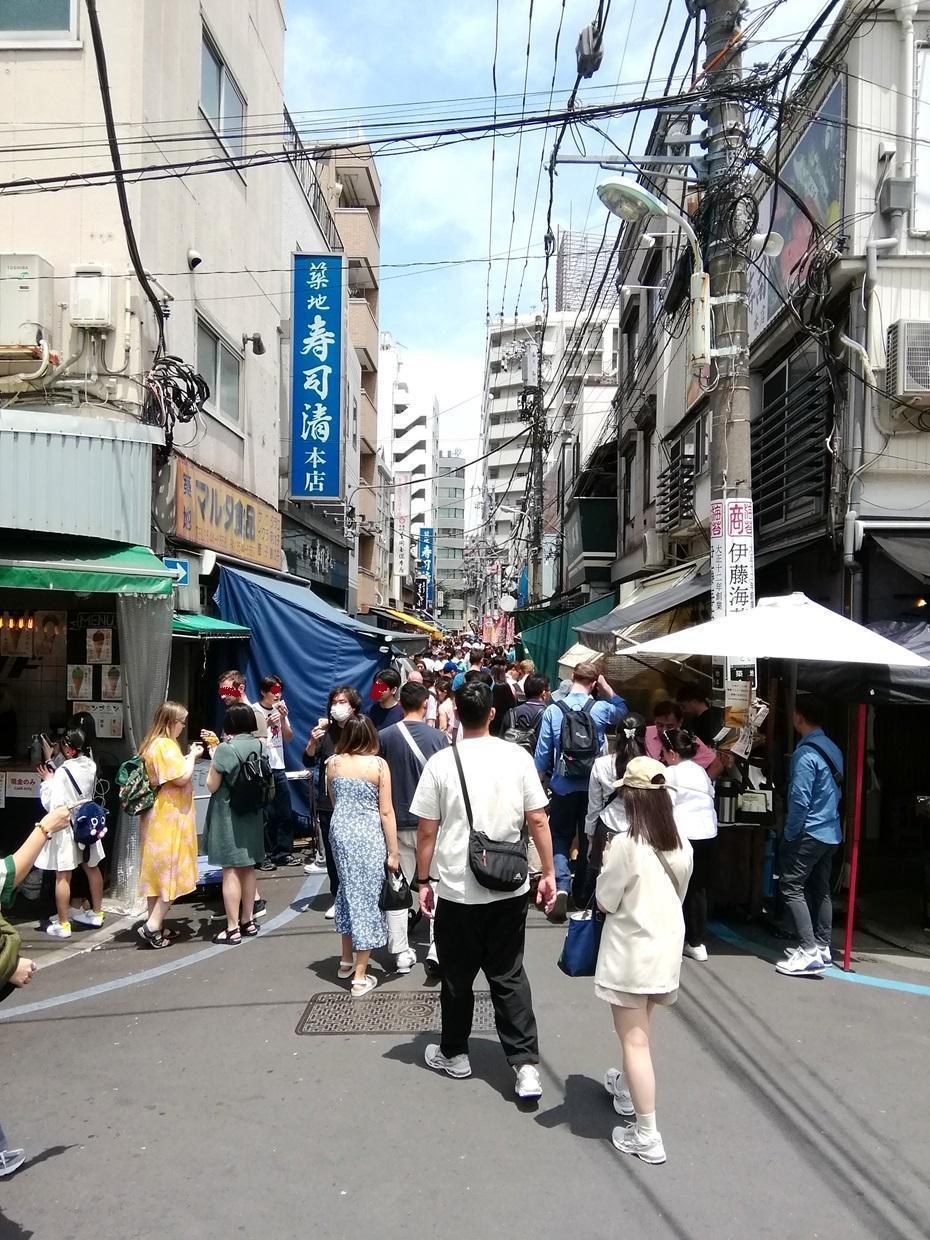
left=296, top=990, right=496, bottom=1036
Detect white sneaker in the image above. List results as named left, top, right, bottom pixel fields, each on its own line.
left=604, top=1068, right=635, bottom=1119
left=683, top=942, right=708, bottom=962
left=775, top=947, right=826, bottom=977
left=69, top=906, right=104, bottom=928
left=0, top=1148, right=26, bottom=1177
left=395, top=949, right=417, bottom=975
left=424, top=1044, right=472, bottom=1079
left=303, top=860, right=328, bottom=875
left=612, top=1124, right=667, bottom=1165
left=45, top=917, right=71, bottom=938
left=324, top=903, right=336, bottom=920
left=819, top=944, right=833, bottom=967
left=514, top=1064, right=543, bottom=1100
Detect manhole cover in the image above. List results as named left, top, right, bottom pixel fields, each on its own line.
left=296, top=990, right=496, bottom=1036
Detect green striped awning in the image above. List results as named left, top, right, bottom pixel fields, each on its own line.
left=172, top=613, right=250, bottom=639
left=0, top=540, right=176, bottom=596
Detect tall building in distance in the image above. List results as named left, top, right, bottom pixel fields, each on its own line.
left=378, top=335, right=438, bottom=532
left=555, top=229, right=614, bottom=313
left=433, top=450, right=466, bottom=629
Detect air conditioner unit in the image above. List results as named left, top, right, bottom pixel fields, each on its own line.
left=643, top=529, right=668, bottom=569
left=886, top=319, right=930, bottom=409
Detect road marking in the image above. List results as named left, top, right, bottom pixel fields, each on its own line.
left=0, top=875, right=327, bottom=1021
left=709, top=921, right=930, bottom=998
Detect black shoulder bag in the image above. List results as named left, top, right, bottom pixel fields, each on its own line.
left=452, top=744, right=529, bottom=892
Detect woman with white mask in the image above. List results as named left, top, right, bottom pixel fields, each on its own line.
left=303, top=686, right=361, bottom=916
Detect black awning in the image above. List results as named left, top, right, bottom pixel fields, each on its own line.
left=872, top=534, right=930, bottom=586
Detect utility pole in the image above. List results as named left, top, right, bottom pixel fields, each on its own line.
left=525, top=312, right=545, bottom=601
left=698, top=0, right=756, bottom=702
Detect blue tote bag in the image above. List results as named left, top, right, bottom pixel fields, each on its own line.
left=557, top=904, right=604, bottom=977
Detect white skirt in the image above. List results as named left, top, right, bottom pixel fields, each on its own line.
left=35, top=827, right=105, bottom=873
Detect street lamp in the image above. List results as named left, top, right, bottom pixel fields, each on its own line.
left=596, top=176, right=710, bottom=371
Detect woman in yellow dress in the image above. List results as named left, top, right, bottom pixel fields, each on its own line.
left=137, top=702, right=204, bottom=948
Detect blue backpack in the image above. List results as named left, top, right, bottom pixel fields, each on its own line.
left=64, top=767, right=109, bottom=846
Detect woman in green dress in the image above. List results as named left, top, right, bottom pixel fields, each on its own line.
left=205, top=703, right=266, bottom=944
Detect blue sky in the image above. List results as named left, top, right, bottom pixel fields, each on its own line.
left=284, top=1, right=816, bottom=471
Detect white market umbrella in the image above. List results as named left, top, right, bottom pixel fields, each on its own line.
left=624, top=592, right=930, bottom=667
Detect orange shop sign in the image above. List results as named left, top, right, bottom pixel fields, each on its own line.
left=175, top=459, right=282, bottom=570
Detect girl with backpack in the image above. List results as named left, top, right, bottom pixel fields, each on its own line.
left=582, top=714, right=647, bottom=902
left=137, top=702, right=203, bottom=948
left=596, top=757, right=693, bottom=1165
left=205, top=704, right=268, bottom=944
left=34, top=727, right=102, bottom=938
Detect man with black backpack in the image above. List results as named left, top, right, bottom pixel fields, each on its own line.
left=534, top=662, right=627, bottom=923
left=502, top=673, right=550, bottom=753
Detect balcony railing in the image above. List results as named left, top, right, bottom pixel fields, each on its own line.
left=283, top=107, right=342, bottom=253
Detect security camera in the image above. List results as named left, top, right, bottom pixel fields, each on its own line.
left=187, top=248, right=203, bottom=271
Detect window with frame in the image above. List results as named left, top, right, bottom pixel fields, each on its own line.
left=643, top=428, right=655, bottom=506
left=622, top=449, right=636, bottom=529
left=197, top=320, right=241, bottom=424
left=0, top=0, right=76, bottom=39
left=201, top=29, right=246, bottom=158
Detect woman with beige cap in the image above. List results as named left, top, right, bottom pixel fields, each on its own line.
left=595, top=756, right=693, bottom=1166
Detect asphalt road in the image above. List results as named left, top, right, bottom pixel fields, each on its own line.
left=2, top=872, right=929, bottom=1240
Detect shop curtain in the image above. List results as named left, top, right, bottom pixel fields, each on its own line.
left=108, top=594, right=173, bottom=911
left=520, top=594, right=617, bottom=685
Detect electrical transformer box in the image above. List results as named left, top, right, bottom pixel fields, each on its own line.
left=0, top=253, right=55, bottom=348
left=70, top=264, right=113, bottom=329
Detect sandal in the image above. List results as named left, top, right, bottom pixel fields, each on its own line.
left=351, top=974, right=378, bottom=998
left=337, top=960, right=355, bottom=979
left=212, top=927, right=241, bottom=945
left=137, top=923, right=171, bottom=950
left=239, top=920, right=259, bottom=937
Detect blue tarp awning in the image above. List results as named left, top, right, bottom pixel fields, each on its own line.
left=214, top=567, right=407, bottom=790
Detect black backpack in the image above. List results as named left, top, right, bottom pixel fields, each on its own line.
left=503, top=702, right=544, bottom=754
left=228, top=742, right=274, bottom=814
left=555, top=699, right=599, bottom=779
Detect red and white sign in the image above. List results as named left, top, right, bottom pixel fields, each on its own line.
left=710, top=498, right=756, bottom=684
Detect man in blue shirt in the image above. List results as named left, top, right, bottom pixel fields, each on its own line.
left=535, top=662, right=627, bottom=922
left=452, top=648, right=485, bottom=692
left=776, top=696, right=843, bottom=978
left=366, top=668, right=404, bottom=730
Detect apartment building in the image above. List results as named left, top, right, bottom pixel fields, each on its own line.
left=434, top=450, right=466, bottom=629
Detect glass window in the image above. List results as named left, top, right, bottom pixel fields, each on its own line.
left=0, top=0, right=73, bottom=36
left=201, top=29, right=246, bottom=159
left=200, top=36, right=222, bottom=127
left=198, top=319, right=241, bottom=424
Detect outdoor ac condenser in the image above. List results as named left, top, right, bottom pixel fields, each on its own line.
left=642, top=528, right=668, bottom=569
left=886, top=319, right=930, bottom=409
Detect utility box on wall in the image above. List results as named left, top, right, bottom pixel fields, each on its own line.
left=0, top=253, right=55, bottom=347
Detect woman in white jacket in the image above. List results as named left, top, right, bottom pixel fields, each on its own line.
left=660, top=728, right=718, bottom=963
left=34, top=726, right=103, bottom=938
left=595, top=757, right=693, bottom=1166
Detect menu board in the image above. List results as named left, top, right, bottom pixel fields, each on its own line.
left=83, top=702, right=123, bottom=739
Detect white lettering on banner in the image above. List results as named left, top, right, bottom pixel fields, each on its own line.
left=307, top=261, right=329, bottom=290
left=301, top=403, right=332, bottom=443
left=306, top=294, right=329, bottom=311
left=303, top=365, right=332, bottom=400
left=300, top=314, right=336, bottom=361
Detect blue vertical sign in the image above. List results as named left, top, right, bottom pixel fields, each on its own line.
left=418, top=526, right=435, bottom=609
left=290, top=253, right=343, bottom=501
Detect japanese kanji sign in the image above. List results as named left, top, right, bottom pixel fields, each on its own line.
left=175, top=458, right=282, bottom=570
left=710, top=498, right=756, bottom=684
left=290, top=253, right=343, bottom=500
left=418, top=526, right=435, bottom=608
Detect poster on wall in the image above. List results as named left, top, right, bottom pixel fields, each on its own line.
left=0, top=624, right=33, bottom=658
left=67, top=664, right=93, bottom=701
left=33, top=610, right=67, bottom=658
left=0, top=773, right=5, bottom=809
left=86, top=627, right=113, bottom=664
left=101, top=664, right=123, bottom=701
left=84, top=702, right=123, bottom=739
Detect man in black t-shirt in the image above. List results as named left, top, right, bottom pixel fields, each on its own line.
left=675, top=684, right=724, bottom=747
left=379, top=681, right=447, bottom=977
left=366, top=667, right=404, bottom=730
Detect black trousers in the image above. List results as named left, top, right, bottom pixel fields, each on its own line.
left=317, top=808, right=339, bottom=898
left=433, top=894, right=539, bottom=1066
left=683, top=837, right=716, bottom=947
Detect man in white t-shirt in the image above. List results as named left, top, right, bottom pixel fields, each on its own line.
left=252, top=674, right=298, bottom=867
left=411, top=680, right=556, bottom=1101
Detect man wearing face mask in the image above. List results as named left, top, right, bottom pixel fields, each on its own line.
left=303, top=686, right=362, bottom=918
left=252, top=674, right=299, bottom=867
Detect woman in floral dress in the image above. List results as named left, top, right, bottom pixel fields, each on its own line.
left=137, top=701, right=203, bottom=948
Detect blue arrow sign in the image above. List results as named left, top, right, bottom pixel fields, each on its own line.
left=164, top=558, right=189, bottom=587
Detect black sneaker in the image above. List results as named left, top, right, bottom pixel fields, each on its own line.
left=252, top=897, right=267, bottom=919
left=255, top=861, right=277, bottom=872
left=276, top=854, right=302, bottom=867
left=547, top=891, right=569, bottom=924
left=424, top=956, right=440, bottom=980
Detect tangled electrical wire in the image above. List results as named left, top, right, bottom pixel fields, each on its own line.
left=143, top=355, right=210, bottom=460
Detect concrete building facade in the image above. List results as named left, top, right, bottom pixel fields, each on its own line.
left=433, top=450, right=466, bottom=629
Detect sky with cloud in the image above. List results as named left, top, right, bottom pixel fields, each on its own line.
left=284, top=0, right=821, bottom=495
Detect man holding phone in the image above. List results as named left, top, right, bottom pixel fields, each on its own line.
left=253, top=674, right=299, bottom=867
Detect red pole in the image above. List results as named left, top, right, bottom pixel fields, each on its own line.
left=842, top=703, right=868, bottom=972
